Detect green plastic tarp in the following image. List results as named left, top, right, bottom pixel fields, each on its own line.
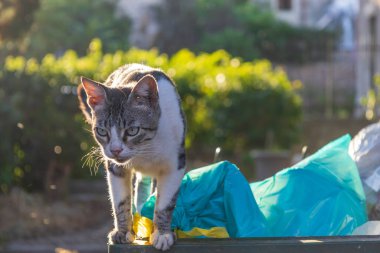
left=140, top=134, right=367, bottom=237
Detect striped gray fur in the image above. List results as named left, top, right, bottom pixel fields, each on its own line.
left=103, top=64, right=186, bottom=147
left=178, top=150, right=186, bottom=170
left=79, top=64, right=186, bottom=169
left=108, top=196, right=133, bottom=244
left=108, top=162, right=126, bottom=177
left=154, top=190, right=179, bottom=234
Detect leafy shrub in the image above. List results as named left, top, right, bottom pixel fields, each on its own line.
left=0, top=57, right=90, bottom=193
left=169, top=49, right=302, bottom=151
left=198, top=28, right=259, bottom=60
left=0, top=39, right=302, bottom=192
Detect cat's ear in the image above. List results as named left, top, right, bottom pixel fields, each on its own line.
left=77, top=84, right=92, bottom=124
left=78, top=77, right=107, bottom=123
left=130, top=75, right=158, bottom=107
left=80, top=77, right=108, bottom=110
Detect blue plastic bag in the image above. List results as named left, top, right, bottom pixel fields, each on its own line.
left=251, top=134, right=367, bottom=236
left=138, top=134, right=367, bottom=238
left=141, top=161, right=270, bottom=238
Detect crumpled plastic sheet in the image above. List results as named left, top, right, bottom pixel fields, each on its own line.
left=140, top=134, right=367, bottom=237
left=349, top=122, right=380, bottom=219
left=252, top=134, right=367, bottom=236
left=349, top=122, right=380, bottom=184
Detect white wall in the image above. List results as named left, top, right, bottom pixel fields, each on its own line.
left=270, top=0, right=302, bottom=25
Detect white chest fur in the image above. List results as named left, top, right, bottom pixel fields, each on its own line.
left=129, top=77, right=184, bottom=176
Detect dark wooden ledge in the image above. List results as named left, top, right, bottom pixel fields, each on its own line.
left=109, top=236, right=380, bottom=253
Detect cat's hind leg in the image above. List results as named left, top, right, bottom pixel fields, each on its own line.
left=106, top=162, right=135, bottom=244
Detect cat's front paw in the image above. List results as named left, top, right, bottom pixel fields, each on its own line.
left=149, top=229, right=176, bottom=251
left=108, top=229, right=135, bottom=244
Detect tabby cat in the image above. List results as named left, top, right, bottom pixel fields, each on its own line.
left=77, top=64, right=186, bottom=251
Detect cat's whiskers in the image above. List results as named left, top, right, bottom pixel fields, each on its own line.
left=82, top=127, right=93, bottom=134
left=82, top=147, right=104, bottom=176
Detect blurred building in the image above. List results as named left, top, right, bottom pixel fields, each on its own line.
left=256, top=0, right=372, bottom=118
left=261, top=0, right=357, bottom=28
left=252, top=0, right=359, bottom=51
left=115, top=0, right=162, bottom=49
left=266, top=0, right=380, bottom=118
left=268, top=0, right=330, bottom=27
left=355, top=0, right=380, bottom=117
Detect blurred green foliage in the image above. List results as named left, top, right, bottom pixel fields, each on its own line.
left=0, top=39, right=302, bottom=192
left=0, top=0, right=39, bottom=41
left=157, top=0, right=336, bottom=63
left=0, top=0, right=40, bottom=59
left=361, top=75, right=380, bottom=120
left=0, top=0, right=130, bottom=59
left=232, top=3, right=336, bottom=63
left=1, top=0, right=334, bottom=64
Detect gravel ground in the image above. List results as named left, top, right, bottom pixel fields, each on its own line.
left=3, top=222, right=110, bottom=253
left=1, top=181, right=112, bottom=253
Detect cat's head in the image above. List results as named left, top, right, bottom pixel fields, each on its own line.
left=77, top=75, right=160, bottom=164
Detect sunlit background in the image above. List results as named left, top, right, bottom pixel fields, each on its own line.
left=0, top=0, right=378, bottom=252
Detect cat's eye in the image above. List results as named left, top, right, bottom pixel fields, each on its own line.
left=126, top=127, right=140, bottom=137
left=96, top=127, right=108, bottom=137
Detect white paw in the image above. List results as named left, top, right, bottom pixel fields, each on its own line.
left=108, top=230, right=135, bottom=244
left=149, top=229, right=175, bottom=251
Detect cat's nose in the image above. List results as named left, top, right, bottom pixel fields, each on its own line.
left=111, top=148, right=122, bottom=156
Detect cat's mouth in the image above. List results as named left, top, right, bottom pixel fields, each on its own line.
left=114, top=157, right=128, bottom=163
left=109, top=155, right=132, bottom=164
left=104, top=149, right=133, bottom=164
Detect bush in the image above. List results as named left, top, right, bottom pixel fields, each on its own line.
left=169, top=49, right=302, bottom=151
left=0, top=39, right=302, bottom=192
left=198, top=28, right=259, bottom=60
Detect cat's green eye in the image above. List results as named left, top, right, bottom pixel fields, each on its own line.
left=126, top=127, right=140, bottom=137
left=96, top=127, right=108, bottom=137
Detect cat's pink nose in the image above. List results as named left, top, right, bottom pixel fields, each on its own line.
left=111, top=148, right=122, bottom=156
